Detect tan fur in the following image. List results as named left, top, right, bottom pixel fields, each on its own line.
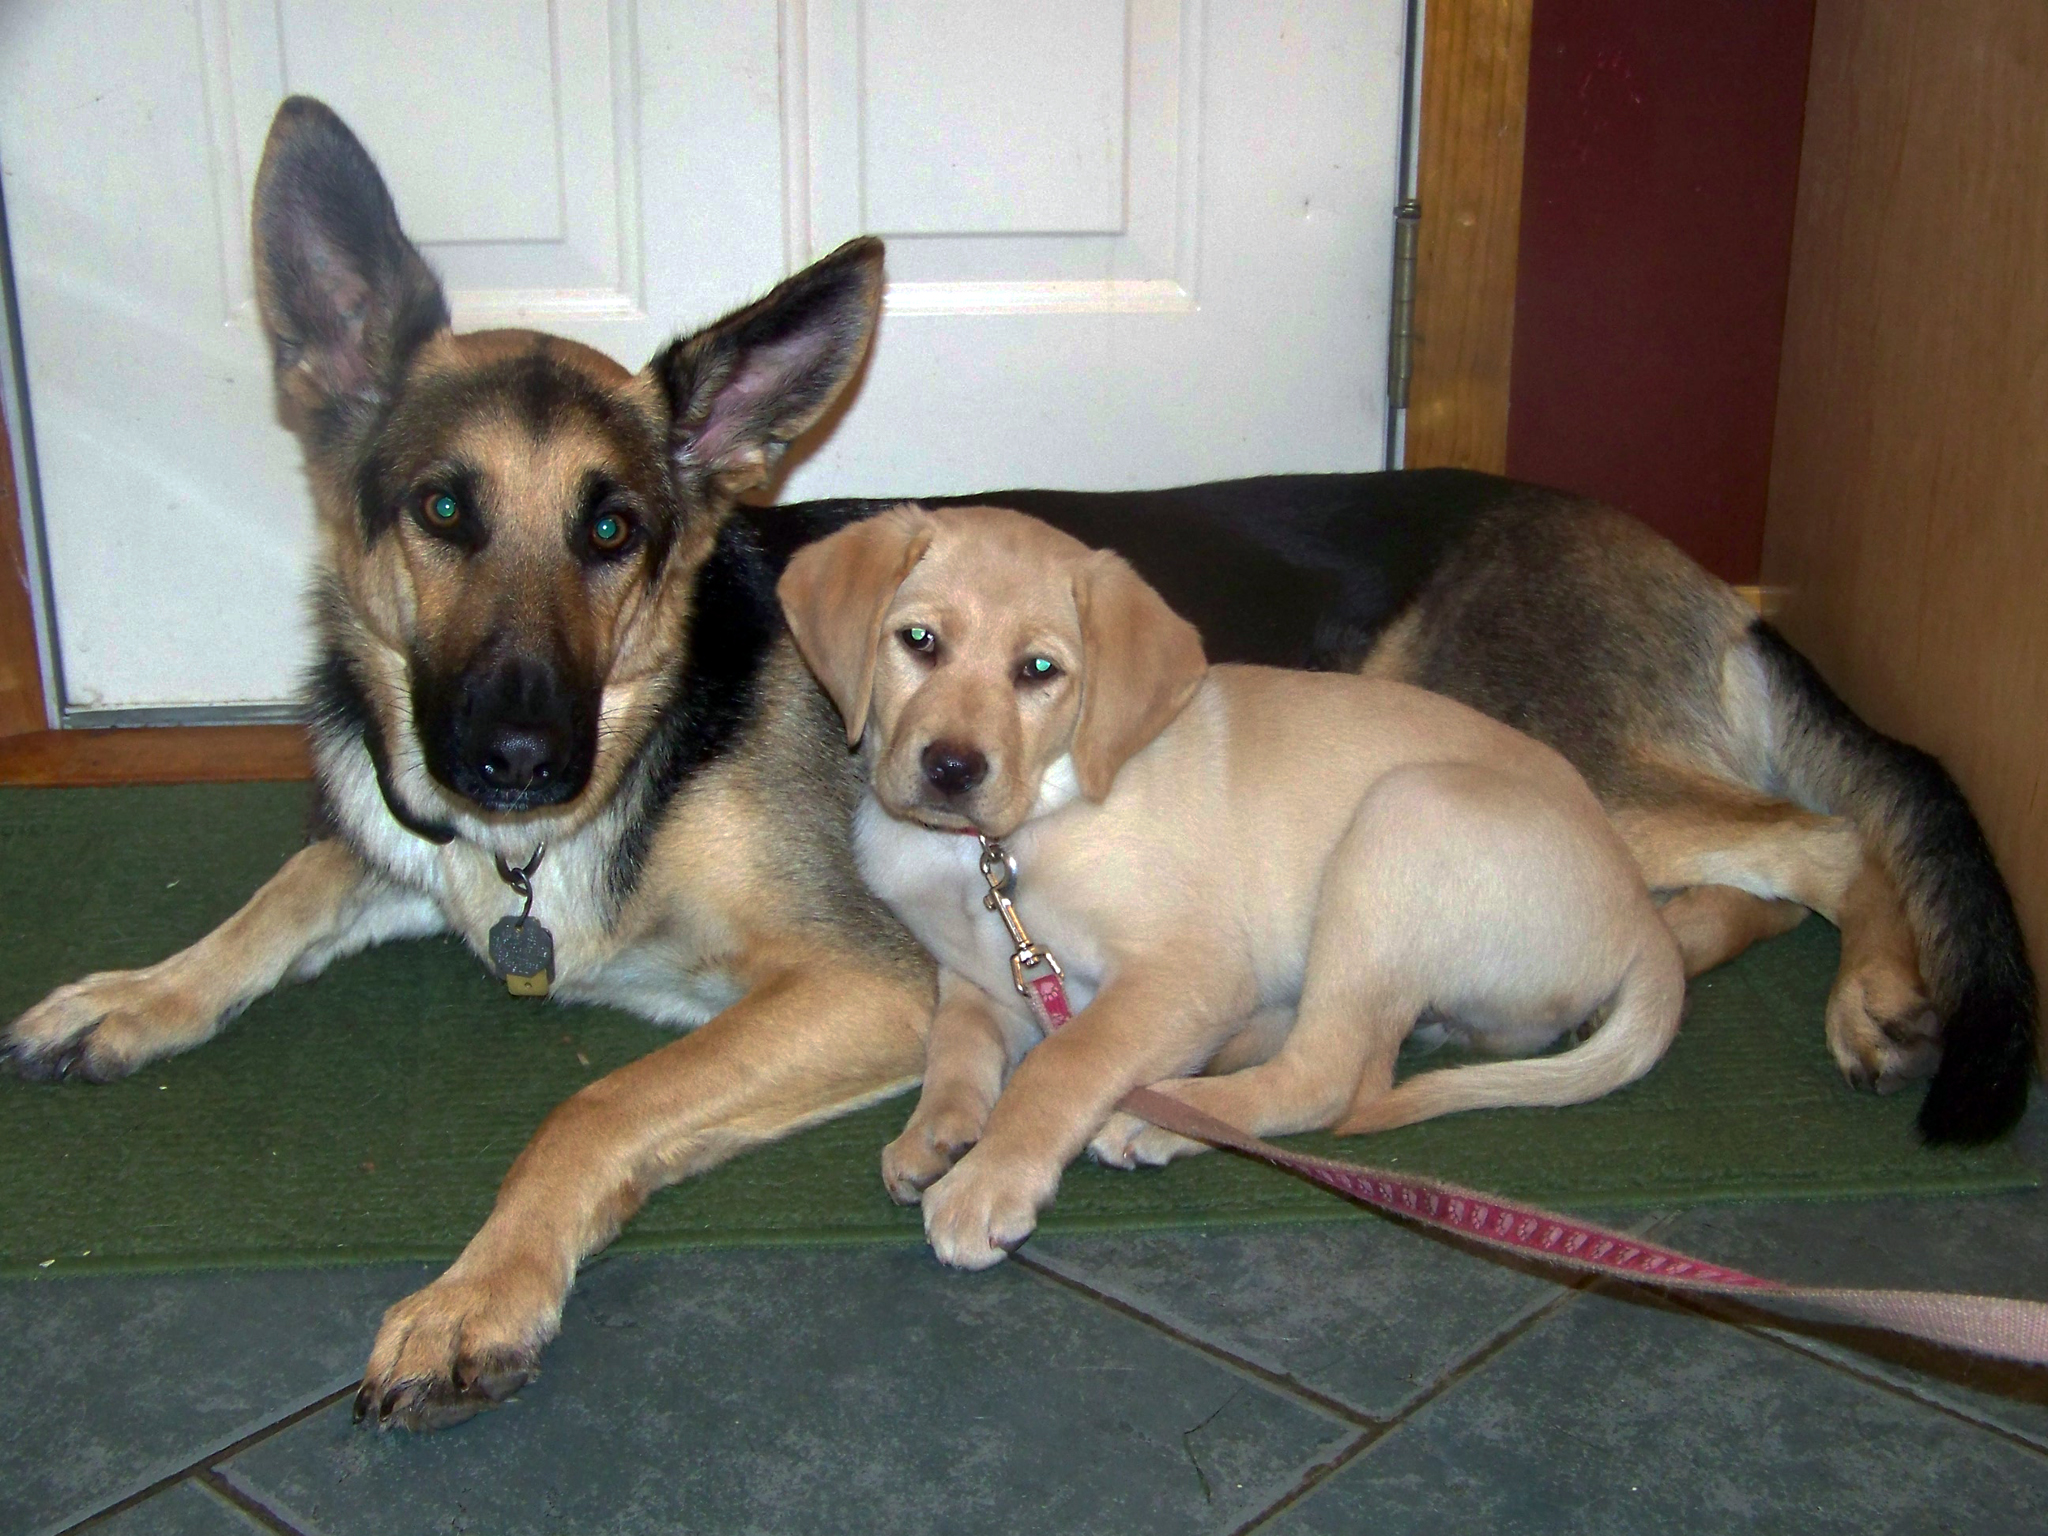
left=5, top=842, right=442, bottom=1081
left=782, top=506, right=1687, bottom=1270
left=1068, top=551, right=1209, bottom=801
left=779, top=506, right=937, bottom=745
left=1603, top=771, right=1932, bottom=1086
left=1658, top=885, right=1810, bottom=976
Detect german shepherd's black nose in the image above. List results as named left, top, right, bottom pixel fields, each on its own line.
left=479, top=725, right=564, bottom=794
left=418, top=649, right=593, bottom=812
left=922, top=742, right=987, bottom=798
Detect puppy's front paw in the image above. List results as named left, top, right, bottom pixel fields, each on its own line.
left=921, top=1151, right=1055, bottom=1270
left=881, top=1096, right=989, bottom=1204
left=4, top=968, right=223, bottom=1084
left=355, top=1263, right=562, bottom=1433
left=1088, top=1109, right=1204, bottom=1169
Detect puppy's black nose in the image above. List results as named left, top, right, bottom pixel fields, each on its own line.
left=479, top=725, right=567, bottom=793
left=922, top=742, right=988, bottom=798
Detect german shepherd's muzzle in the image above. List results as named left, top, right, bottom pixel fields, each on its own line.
left=3, top=96, right=2033, bottom=1434
left=415, top=635, right=597, bottom=810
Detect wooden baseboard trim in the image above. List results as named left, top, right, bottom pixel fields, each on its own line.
left=0, top=725, right=312, bottom=786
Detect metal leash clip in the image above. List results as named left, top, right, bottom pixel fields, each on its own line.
left=976, top=834, right=1065, bottom=998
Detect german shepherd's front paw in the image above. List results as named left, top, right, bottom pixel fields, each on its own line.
left=355, top=1267, right=561, bottom=1433
left=1826, top=961, right=1941, bottom=1093
left=3, top=969, right=224, bottom=1084
left=921, top=1150, right=1054, bottom=1270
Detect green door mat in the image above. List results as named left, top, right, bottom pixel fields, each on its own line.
left=0, top=783, right=2032, bottom=1276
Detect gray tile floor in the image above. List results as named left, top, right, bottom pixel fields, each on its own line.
left=6, top=1102, right=2047, bottom=1536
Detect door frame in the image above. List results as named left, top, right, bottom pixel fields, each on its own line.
left=0, top=180, right=56, bottom=738
left=0, top=0, right=1532, bottom=781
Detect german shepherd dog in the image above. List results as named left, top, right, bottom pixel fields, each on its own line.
left=4, top=99, right=2035, bottom=1430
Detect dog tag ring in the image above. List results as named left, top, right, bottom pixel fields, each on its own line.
left=490, top=845, right=555, bottom=998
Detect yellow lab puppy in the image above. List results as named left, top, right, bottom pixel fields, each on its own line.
left=779, top=505, right=1684, bottom=1270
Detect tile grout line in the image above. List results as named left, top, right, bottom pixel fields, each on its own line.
left=54, top=1382, right=355, bottom=1535
left=1012, top=1251, right=1379, bottom=1429
left=1225, top=1280, right=1598, bottom=1534
left=1219, top=1208, right=1692, bottom=1532
left=1220, top=1426, right=1380, bottom=1536
left=1018, top=1207, right=1689, bottom=1430
left=197, top=1468, right=312, bottom=1536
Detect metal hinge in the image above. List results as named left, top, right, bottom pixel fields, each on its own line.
left=1386, top=198, right=1421, bottom=410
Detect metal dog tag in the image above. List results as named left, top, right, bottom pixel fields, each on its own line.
left=489, top=916, right=556, bottom=998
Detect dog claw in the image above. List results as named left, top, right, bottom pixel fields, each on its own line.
left=8, top=1035, right=91, bottom=1084
left=3, top=1012, right=139, bottom=1085
left=356, top=1351, right=538, bottom=1433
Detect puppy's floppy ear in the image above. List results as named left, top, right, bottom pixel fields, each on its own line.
left=650, top=237, right=886, bottom=497
left=1070, top=551, right=1207, bottom=801
left=251, top=97, right=449, bottom=445
left=778, top=506, right=936, bottom=745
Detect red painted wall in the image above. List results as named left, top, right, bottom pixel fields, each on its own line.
left=1504, top=0, right=1816, bottom=583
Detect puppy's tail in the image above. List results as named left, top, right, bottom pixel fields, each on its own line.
left=1749, top=621, right=2037, bottom=1144
left=1335, top=933, right=1685, bottom=1136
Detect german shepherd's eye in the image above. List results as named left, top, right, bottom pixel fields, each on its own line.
left=414, top=487, right=482, bottom=549
left=588, top=509, right=635, bottom=555
left=1016, top=655, right=1061, bottom=685
left=899, top=625, right=938, bottom=659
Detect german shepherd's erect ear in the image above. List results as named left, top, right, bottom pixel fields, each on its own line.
left=251, top=97, right=450, bottom=448
left=649, top=238, right=886, bottom=500
left=1069, top=551, right=1207, bottom=801
left=778, top=506, right=937, bottom=745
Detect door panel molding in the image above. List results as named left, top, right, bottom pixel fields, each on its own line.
left=783, top=0, right=1203, bottom=317
left=203, top=0, right=648, bottom=325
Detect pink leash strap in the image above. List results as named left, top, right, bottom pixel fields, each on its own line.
left=1118, top=1086, right=2048, bottom=1366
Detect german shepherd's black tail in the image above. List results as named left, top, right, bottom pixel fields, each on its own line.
left=1752, top=621, right=2035, bottom=1143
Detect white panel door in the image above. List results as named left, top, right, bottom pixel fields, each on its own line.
left=0, top=0, right=1408, bottom=717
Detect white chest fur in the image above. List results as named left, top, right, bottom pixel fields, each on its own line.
left=320, top=741, right=738, bottom=1029
left=851, top=794, right=1103, bottom=1032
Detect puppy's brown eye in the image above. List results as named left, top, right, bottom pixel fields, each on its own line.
left=1018, top=655, right=1060, bottom=684
left=900, top=625, right=937, bottom=656
left=422, top=491, right=461, bottom=529
left=589, top=511, right=633, bottom=553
